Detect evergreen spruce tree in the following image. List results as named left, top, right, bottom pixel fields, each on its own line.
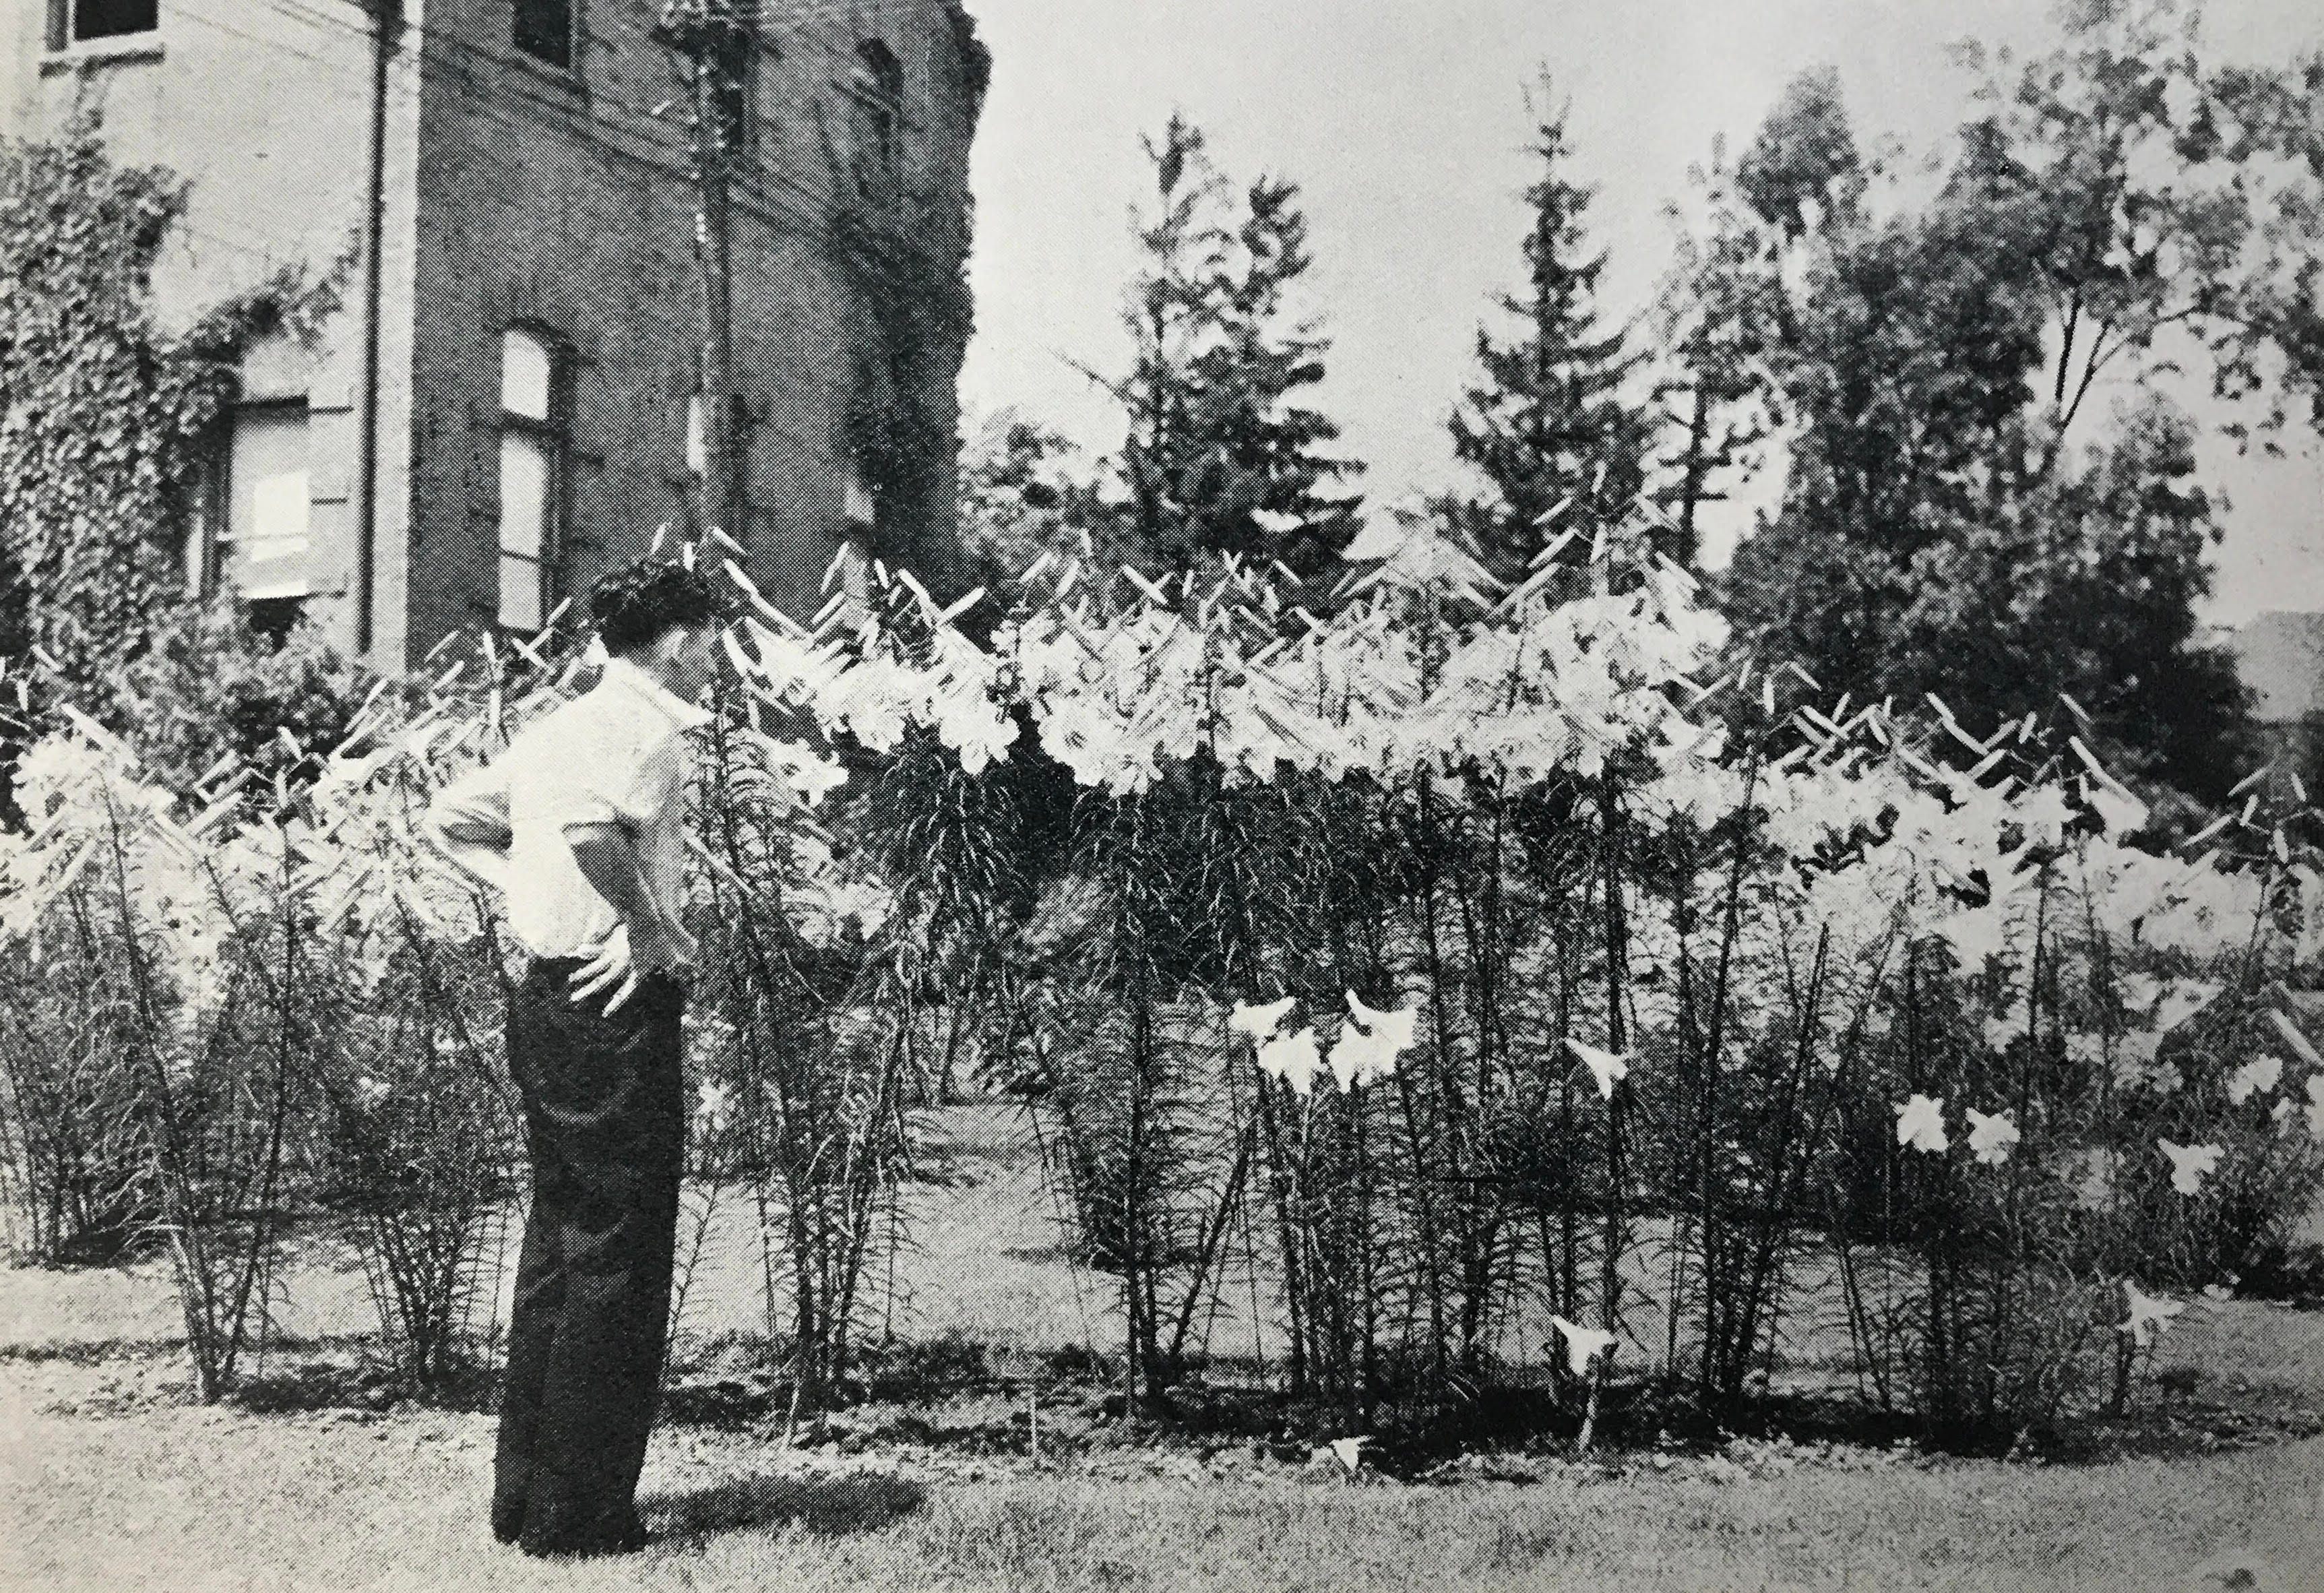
left=1450, top=77, right=1650, bottom=583
left=1108, top=116, right=1361, bottom=580
left=1649, top=135, right=1790, bottom=571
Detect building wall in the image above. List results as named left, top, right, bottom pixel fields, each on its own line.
left=5, top=0, right=984, bottom=670
left=3, top=1, right=377, bottom=321
left=404, top=0, right=984, bottom=656
left=1, top=0, right=423, bottom=661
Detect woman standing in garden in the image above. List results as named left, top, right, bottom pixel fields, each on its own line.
left=423, top=558, right=724, bottom=1557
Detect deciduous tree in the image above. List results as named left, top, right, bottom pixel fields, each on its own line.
left=1711, top=3, right=2322, bottom=802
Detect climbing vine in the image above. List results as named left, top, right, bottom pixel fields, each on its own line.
left=831, top=199, right=973, bottom=563
left=815, top=1, right=983, bottom=592
left=0, top=116, right=341, bottom=679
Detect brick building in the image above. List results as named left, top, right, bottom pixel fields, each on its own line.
left=3, top=0, right=987, bottom=668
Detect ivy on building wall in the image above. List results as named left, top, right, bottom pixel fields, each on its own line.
left=819, top=3, right=986, bottom=595
left=831, top=198, right=974, bottom=582
left=0, top=117, right=340, bottom=679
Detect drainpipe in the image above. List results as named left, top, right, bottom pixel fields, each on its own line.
left=354, top=0, right=403, bottom=661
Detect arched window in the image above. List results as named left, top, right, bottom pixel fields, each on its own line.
left=497, top=328, right=565, bottom=632
left=850, top=40, right=903, bottom=198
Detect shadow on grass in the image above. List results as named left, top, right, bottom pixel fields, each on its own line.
left=658, top=1375, right=778, bottom=1430
left=646, top=1471, right=927, bottom=1547
left=0, top=1336, right=187, bottom=1366
left=231, top=1348, right=503, bottom=1415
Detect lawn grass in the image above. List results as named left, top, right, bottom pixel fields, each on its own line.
left=6, top=1102, right=2324, bottom=1590
left=6, top=1372, right=2322, bottom=1592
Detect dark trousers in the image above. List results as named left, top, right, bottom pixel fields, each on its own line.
left=493, top=958, right=685, bottom=1555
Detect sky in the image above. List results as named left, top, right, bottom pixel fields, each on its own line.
left=953, top=0, right=2324, bottom=626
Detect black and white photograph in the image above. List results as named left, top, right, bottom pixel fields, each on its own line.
left=4, top=1, right=2324, bottom=1588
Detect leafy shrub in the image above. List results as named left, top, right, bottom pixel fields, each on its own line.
left=321, top=927, right=520, bottom=1397
left=94, top=595, right=381, bottom=796
left=0, top=938, right=152, bottom=1263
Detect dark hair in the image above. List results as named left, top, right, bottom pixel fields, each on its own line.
left=590, top=558, right=724, bottom=656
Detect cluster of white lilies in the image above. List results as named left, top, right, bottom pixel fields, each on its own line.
left=5, top=505, right=2321, bottom=1369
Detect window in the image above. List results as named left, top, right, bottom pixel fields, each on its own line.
left=217, top=405, right=312, bottom=604
left=52, top=0, right=158, bottom=47
left=497, top=329, right=565, bottom=632
left=850, top=41, right=903, bottom=197
left=513, top=0, right=573, bottom=71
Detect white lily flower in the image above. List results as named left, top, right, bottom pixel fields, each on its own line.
left=2151, top=979, right=2222, bottom=1036
left=2159, top=1139, right=2223, bottom=1196
left=2226, top=1055, right=2283, bottom=1106
left=2085, top=778, right=2149, bottom=838
left=1548, top=1315, right=1617, bottom=1376
left=1345, top=991, right=1418, bottom=1054
left=697, top=1080, right=734, bottom=1132
left=1228, top=995, right=1297, bottom=1044
left=1327, top=991, right=1419, bottom=1092
left=2120, top=1279, right=2183, bottom=1348
left=1563, top=1038, right=1629, bottom=1100
left=1895, top=1094, right=1949, bottom=1154
left=1964, top=1108, right=2019, bottom=1166
left=1257, top=1028, right=1323, bottom=1097
left=1327, top=1021, right=1395, bottom=1092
